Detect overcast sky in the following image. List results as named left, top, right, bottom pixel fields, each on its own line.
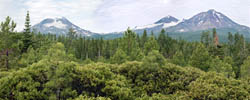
left=0, top=0, right=249, bottom=33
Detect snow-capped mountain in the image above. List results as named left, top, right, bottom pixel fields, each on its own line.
left=154, top=15, right=179, bottom=24
left=168, top=9, right=250, bottom=33
left=32, top=17, right=97, bottom=36
left=130, top=9, right=250, bottom=37
left=132, top=15, right=180, bottom=34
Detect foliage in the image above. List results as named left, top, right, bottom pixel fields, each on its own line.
left=187, top=72, right=250, bottom=99
left=110, top=48, right=127, bottom=64
left=241, top=56, right=250, bottom=79
left=171, top=51, right=186, bottom=66
left=0, top=16, right=250, bottom=100
left=189, top=43, right=211, bottom=71
left=209, top=56, right=235, bottom=78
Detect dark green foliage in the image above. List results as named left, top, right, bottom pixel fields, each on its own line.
left=144, top=35, right=159, bottom=55
left=241, top=56, right=250, bottom=79
left=118, top=61, right=204, bottom=97
left=110, top=48, right=127, bottom=64
left=142, top=50, right=166, bottom=67
left=171, top=51, right=186, bottom=66
left=201, top=31, right=212, bottom=47
left=0, top=16, right=21, bottom=70
left=189, top=43, right=211, bottom=71
left=22, top=11, right=33, bottom=53
left=209, top=56, right=235, bottom=78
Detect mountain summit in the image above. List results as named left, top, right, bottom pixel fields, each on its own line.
left=154, top=15, right=179, bottom=24
left=32, top=17, right=96, bottom=36
left=169, top=9, right=248, bottom=32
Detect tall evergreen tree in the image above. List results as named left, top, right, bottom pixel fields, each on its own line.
left=227, top=32, right=234, bottom=56
left=22, top=11, right=33, bottom=53
left=201, top=31, right=211, bottom=48
left=158, top=29, right=167, bottom=57
left=140, top=30, right=148, bottom=48
left=121, top=28, right=139, bottom=57
left=233, top=33, right=247, bottom=78
left=0, top=16, right=17, bottom=70
left=66, top=28, right=76, bottom=53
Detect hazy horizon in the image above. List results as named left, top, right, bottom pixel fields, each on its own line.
left=0, top=0, right=249, bottom=33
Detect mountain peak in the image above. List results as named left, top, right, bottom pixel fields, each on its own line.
left=154, top=15, right=179, bottom=24
left=32, top=17, right=96, bottom=36
left=207, top=9, right=216, bottom=12
left=55, top=16, right=66, bottom=19
left=165, top=15, right=172, bottom=18
left=167, top=9, right=246, bottom=32
left=206, top=9, right=222, bottom=17
left=46, top=16, right=67, bottom=20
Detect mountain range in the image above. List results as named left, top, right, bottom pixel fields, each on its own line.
left=32, top=9, right=250, bottom=40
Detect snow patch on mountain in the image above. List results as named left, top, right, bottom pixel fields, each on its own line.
left=163, top=21, right=179, bottom=28
left=198, top=20, right=204, bottom=25
left=179, top=29, right=185, bottom=32
left=133, top=21, right=179, bottom=30
left=44, top=20, right=67, bottom=29
left=216, top=13, right=223, bottom=19
left=134, top=24, right=161, bottom=30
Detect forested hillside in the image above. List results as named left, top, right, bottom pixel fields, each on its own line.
left=0, top=13, right=250, bottom=100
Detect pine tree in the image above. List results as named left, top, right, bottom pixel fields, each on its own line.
left=189, top=43, right=211, bottom=71
left=172, top=51, right=186, bottom=66
left=209, top=56, right=235, bottom=78
left=66, top=28, right=76, bottom=53
left=233, top=33, right=247, bottom=78
left=0, top=16, right=17, bottom=70
left=144, top=34, right=159, bottom=55
left=121, top=28, right=139, bottom=57
left=110, top=48, right=127, bottom=64
left=227, top=32, right=234, bottom=56
left=22, top=11, right=33, bottom=53
left=140, top=30, right=148, bottom=48
left=97, top=37, right=104, bottom=58
left=201, top=31, right=211, bottom=48
left=158, top=29, right=167, bottom=56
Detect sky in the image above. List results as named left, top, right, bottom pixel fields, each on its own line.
left=0, top=0, right=250, bottom=33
